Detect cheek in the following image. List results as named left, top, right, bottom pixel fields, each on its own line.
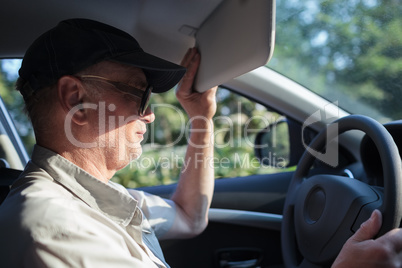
left=113, top=119, right=143, bottom=146
left=101, top=103, right=143, bottom=142
left=103, top=105, right=138, bottom=129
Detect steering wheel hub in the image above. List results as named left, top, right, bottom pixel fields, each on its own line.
left=294, top=175, right=380, bottom=264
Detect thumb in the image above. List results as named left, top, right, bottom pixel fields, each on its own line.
left=351, top=209, right=382, bottom=243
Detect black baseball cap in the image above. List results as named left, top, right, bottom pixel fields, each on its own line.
left=18, top=18, right=186, bottom=99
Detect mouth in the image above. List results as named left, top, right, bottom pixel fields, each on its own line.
left=134, top=123, right=147, bottom=140
left=136, top=131, right=146, bottom=139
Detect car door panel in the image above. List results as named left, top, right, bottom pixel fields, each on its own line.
left=140, top=171, right=292, bottom=267
left=161, top=222, right=283, bottom=268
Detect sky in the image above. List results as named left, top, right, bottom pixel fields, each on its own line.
left=1, top=59, right=22, bottom=81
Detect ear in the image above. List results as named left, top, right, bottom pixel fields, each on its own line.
left=57, top=76, right=87, bottom=126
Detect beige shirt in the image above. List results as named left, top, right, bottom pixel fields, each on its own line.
left=0, top=145, right=177, bottom=267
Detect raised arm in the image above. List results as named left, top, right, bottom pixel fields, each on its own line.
left=163, top=48, right=217, bottom=239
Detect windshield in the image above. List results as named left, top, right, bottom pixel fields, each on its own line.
left=268, top=0, right=401, bottom=124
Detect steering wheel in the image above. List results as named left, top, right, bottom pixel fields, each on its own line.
left=281, top=115, right=402, bottom=268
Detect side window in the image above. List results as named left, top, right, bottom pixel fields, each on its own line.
left=0, top=59, right=31, bottom=168
left=213, top=88, right=290, bottom=177
left=0, top=100, right=29, bottom=169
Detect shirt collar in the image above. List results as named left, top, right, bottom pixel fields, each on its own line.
left=30, top=145, right=139, bottom=226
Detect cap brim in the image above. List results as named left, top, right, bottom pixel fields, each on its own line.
left=113, top=51, right=186, bottom=93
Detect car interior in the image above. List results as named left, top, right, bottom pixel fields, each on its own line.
left=1, top=0, right=401, bottom=267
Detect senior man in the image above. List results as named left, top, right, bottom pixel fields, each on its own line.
left=0, top=18, right=215, bottom=267
left=0, top=18, right=402, bottom=268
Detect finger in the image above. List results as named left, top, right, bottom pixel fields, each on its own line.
left=184, top=51, right=200, bottom=79
left=178, top=51, right=201, bottom=93
left=210, top=85, right=218, bottom=92
left=351, top=209, right=382, bottom=243
left=206, top=86, right=218, bottom=97
left=180, top=47, right=197, bottom=67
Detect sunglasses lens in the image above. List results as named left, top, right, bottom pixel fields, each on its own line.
left=140, top=86, right=152, bottom=116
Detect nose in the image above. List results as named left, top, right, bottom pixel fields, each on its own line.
left=140, top=106, right=155, bottom=123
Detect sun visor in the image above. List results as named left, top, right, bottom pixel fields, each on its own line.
left=195, top=0, right=276, bottom=92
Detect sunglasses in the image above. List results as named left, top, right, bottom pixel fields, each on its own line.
left=78, top=75, right=152, bottom=116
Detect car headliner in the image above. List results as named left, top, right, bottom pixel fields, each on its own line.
left=0, top=0, right=223, bottom=64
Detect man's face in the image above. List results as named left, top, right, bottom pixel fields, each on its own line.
left=83, top=62, right=155, bottom=168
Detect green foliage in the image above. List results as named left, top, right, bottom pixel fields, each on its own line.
left=0, top=62, right=35, bottom=155
left=271, top=0, right=402, bottom=123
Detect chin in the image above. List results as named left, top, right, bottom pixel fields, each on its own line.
left=128, top=147, right=143, bottom=161
left=129, top=151, right=142, bottom=161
